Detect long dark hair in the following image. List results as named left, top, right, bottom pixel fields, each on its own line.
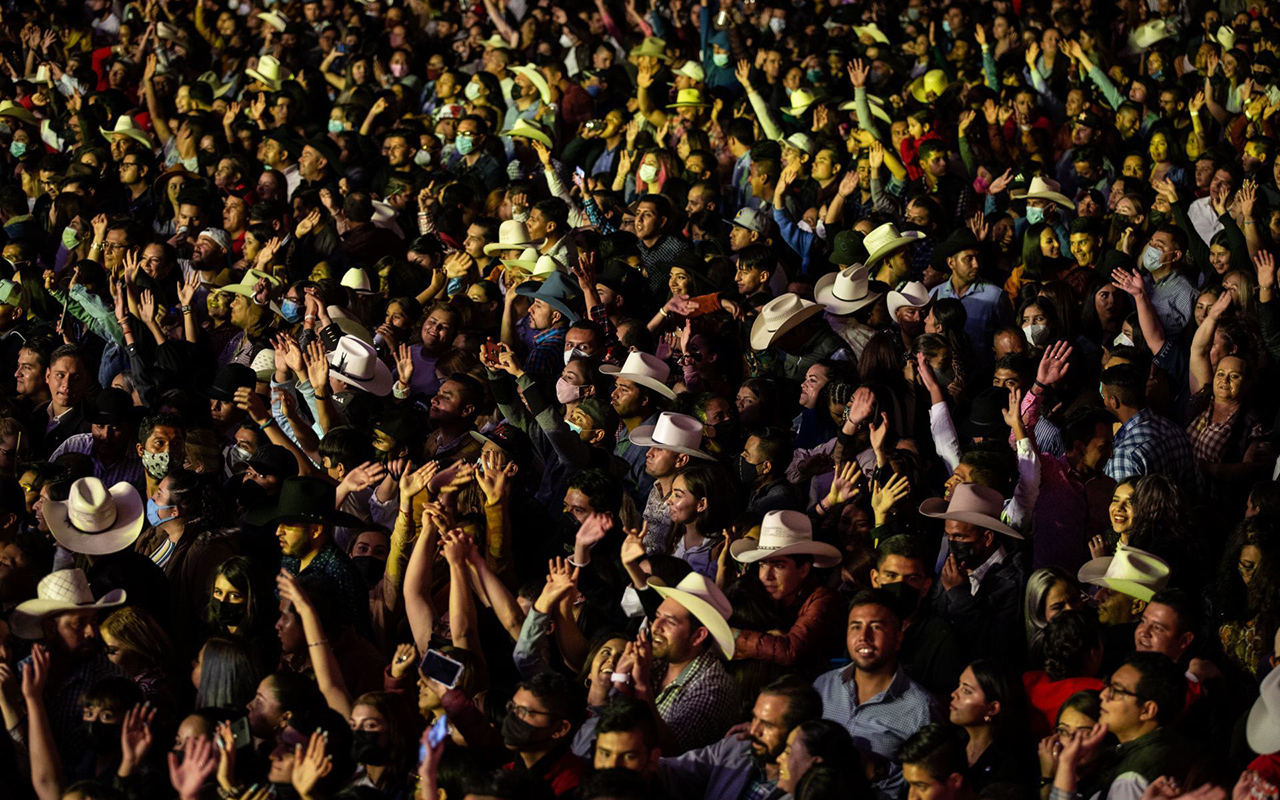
left=1215, top=519, right=1280, bottom=639
left=195, top=634, right=261, bottom=709
left=967, top=658, right=1032, bottom=746
left=351, top=691, right=414, bottom=786
left=664, top=463, right=738, bottom=553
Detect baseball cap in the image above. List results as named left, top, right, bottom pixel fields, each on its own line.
left=732, top=208, right=769, bottom=234
left=198, top=228, right=232, bottom=252
left=0, top=279, right=28, bottom=310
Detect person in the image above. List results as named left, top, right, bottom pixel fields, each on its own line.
left=900, top=723, right=978, bottom=800
left=48, top=387, right=143, bottom=489
left=814, top=588, right=938, bottom=800
left=1100, top=363, right=1195, bottom=487
left=35, top=344, right=93, bottom=457
left=1094, top=652, right=1194, bottom=800
left=775, top=719, right=861, bottom=797
left=947, top=659, right=1037, bottom=788
left=1023, top=609, right=1106, bottom=738
left=1078, top=544, right=1171, bottom=630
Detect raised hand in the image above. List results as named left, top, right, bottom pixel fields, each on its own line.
left=304, top=340, right=330, bottom=390
left=837, top=169, right=860, bottom=198
left=868, top=140, right=885, bottom=170
left=1036, top=340, right=1073, bottom=386
left=394, top=343, right=414, bottom=385
left=276, top=568, right=314, bottom=614
left=341, top=461, right=388, bottom=493
left=233, top=386, right=271, bottom=425
left=871, top=473, right=911, bottom=522
left=575, top=512, right=614, bottom=550
left=845, top=386, right=875, bottom=429
left=295, top=208, right=323, bottom=238
left=439, top=528, right=474, bottom=565
left=176, top=270, right=200, bottom=306
left=824, top=460, right=863, bottom=508
left=734, top=59, right=753, bottom=90
left=968, top=210, right=990, bottom=239
left=119, top=702, right=157, bottom=776
left=1256, top=250, right=1277, bottom=291
left=1206, top=289, right=1233, bottom=320
left=869, top=411, right=891, bottom=453
left=168, top=733, right=217, bottom=799
left=400, top=460, right=439, bottom=499
left=847, top=58, right=869, bottom=88
left=390, top=643, right=418, bottom=680
left=475, top=449, right=517, bottom=506
left=21, top=643, right=49, bottom=700
left=621, top=524, right=647, bottom=566
left=1111, top=267, right=1147, bottom=299
left=214, top=720, right=238, bottom=791
left=958, top=109, right=977, bottom=135
left=290, top=730, right=333, bottom=797
left=987, top=168, right=1014, bottom=195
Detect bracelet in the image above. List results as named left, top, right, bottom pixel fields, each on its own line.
left=304, top=314, right=317, bottom=321
left=658, top=307, right=669, bottom=318
left=1033, top=379, right=1049, bottom=389
left=258, top=417, right=275, bottom=431
left=308, top=640, right=329, bottom=648
left=181, top=304, right=192, bottom=314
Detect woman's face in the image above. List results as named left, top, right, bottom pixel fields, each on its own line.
left=669, top=266, right=691, bottom=298
left=1095, top=285, right=1120, bottom=321
left=588, top=637, right=628, bottom=687
left=1239, top=544, right=1262, bottom=586
left=191, top=642, right=205, bottom=689
left=1194, top=291, right=1219, bottom=327
left=243, top=231, right=262, bottom=262
left=352, top=60, right=369, bottom=83
left=350, top=703, right=388, bottom=749
left=246, top=676, right=285, bottom=739
left=1021, top=304, right=1048, bottom=328
left=1224, top=53, right=1239, bottom=78
left=1043, top=579, right=1081, bottom=623
left=777, top=728, right=817, bottom=795
left=665, top=475, right=704, bottom=524
left=924, top=309, right=941, bottom=335
left=736, top=386, right=762, bottom=425
left=948, top=666, right=991, bottom=727
left=1039, top=228, right=1060, bottom=258
left=1055, top=706, right=1098, bottom=748
left=1213, top=356, right=1248, bottom=403
left=100, top=628, right=130, bottom=669
left=385, top=301, right=411, bottom=331
left=268, top=727, right=306, bottom=783
left=561, top=359, right=590, bottom=388
left=1109, top=482, right=1135, bottom=535
left=1222, top=273, right=1245, bottom=300
left=1209, top=243, right=1231, bottom=275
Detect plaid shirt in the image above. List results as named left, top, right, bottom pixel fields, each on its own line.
left=638, top=235, right=695, bottom=296
left=649, top=649, right=741, bottom=754
left=1103, top=407, right=1196, bottom=487
left=524, top=323, right=567, bottom=384
left=1188, top=403, right=1237, bottom=464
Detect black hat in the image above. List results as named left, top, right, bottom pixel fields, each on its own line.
left=469, top=422, right=532, bottom=468
left=596, top=259, right=646, bottom=300
left=264, top=130, right=302, bottom=159
left=829, top=229, right=868, bottom=267
left=930, top=228, right=981, bottom=270
left=244, top=476, right=362, bottom=527
left=304, top=136, right=342, bottom=170
left=246, top=444, right=299, bottom=479
left=960, top=387, right=1013, bottom=440
left=87, top=388, right=136, bottom=426
left=207, top=364, right=257, bottom=402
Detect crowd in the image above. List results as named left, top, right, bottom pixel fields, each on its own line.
left=4, top=1, right=1280, bottom=800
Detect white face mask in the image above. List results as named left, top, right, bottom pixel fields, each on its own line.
left=620, top=585, right=645, bottom=618
left=414, top=150, right=432, bottom=167
left=1113, top=332, right=1134, bottom=348
left=464, top=82, right=483, bottom=101
left=559, top=33, right=574, bottom=48
left=638, top=163, right=659, bottom=183
left=1022, top=323, right=1051, bottom=346
left=563, top=346, right=588, bottom=365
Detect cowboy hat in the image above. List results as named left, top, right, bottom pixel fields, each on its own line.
left=502, top=118, right=553, bottom=149
left=245, top=55, right=293, bottom=91
left=782, top=133, right=815, bottom=156
left=257, top=11, right=288, bottom=32
left=244, top=476, right=362, bottom=528
left=198, top=70, right=236, bottom=99
left=630, top=412, right=713, bottom=460
left=749, top=293, right=826, bottom=350
left=600, top=351, right=676, bottom=400
left=629, top=36, right=670, bottom=62
left=888, top=281, right=931, bottom=320
left=251, top=348, right=277, bottom=382
left=782, top=88, right=826, bottom=118
left=480, top=34, right=513, bottom=50
left=829, top=229, right=868, bottom=267
left=483, top=220, right=544, bottom=255
left=370, top=201, right=403, bottom=237
left=815, top=265, right=883, bottom=316
left=667, top=88, right=710, bottom=109
left=155, top=22, right=185, bottom=43
left=930, top=228, right=981, bottom=270
left=839, top=94, right=893, bottom=124
left=0, top=100, right=38, bottom=127
left=500, top=246, right=540, bottom=273
left=1013, top=176, right=1076, bottom=210
left=853, top=22, right=891, bottom=44
left=515, top=272, right=583, bottom=323
left=532, top=254, right=563, bottom=279
left=1215, top=25, right=1236, bottom=51
left=1130, top=20, right=1173, bottom=50
left=217, top=269, right=282, bottom=299
left=960, top=386, right=1013, bottom=441
left=10, top=569, right=126, bottom=639
left=328, top=335, right=394, bottom=396
left=207, top=363, right=258, bottom=402
left=919, top=483, right=1022, bottom=539
left=1247, top=660, right=1280, bottom=755
left=863, top=222, right=926, bottom=267
left=341, top=267, right=377, bottom=294
left=325, top=306, right=374, bottom=344
left=674, top=61, right=705, bottom=83
left=46, top=478, right=146, bottom=556
left=85, top=388, right=136, bottom=427
left=731, top=510, right=842, bottom=568
left=648, top=573, right=735, bottom=658
left=908, top=69, right=950, bottom=103
left=100, top=116, right=151, bottom=148
left=1077, top=545, right=1170, bottom=603
left=509, top=65, right=553, bottom=105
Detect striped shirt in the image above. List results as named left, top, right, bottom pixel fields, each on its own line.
left=49, top=433, right=145, bottom=491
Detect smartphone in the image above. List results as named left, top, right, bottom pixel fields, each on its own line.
left=482, top=340, right=499, bottom=363
left=584, top=120, right=602, bottom=131
left=419, top=649, right=464, bottom=689
left=685, top=292, right=721, bottom=317
left=574, top=166, right=586, bottom=181
left=230, top=716, right=251, bottom=749
left=337, top=43, right=348, bottom=54
left=427, top=715, right=449, bottom=748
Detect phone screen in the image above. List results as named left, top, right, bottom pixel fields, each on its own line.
left=419, top=649, right=464, bottom=688
left=427, top=715, right=449, bottom=748
left=230, top=716, right=250, bottom=749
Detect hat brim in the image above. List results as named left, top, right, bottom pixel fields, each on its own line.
left=47, top=485, right=145, bottom=556
left=599, top=365, right=677, bottom=400
left=0, top=108, right=40, bottom=127
left=1247, top=668, right=1280, bottom=755
left=483, top=237, right=544, bottom=256
left=1085, top=576, right=1157, bottom=603
left=650, top=581, right=734, bottom=658
left=510, top=66, right=553, bottom=105
left=749, top=303, right=825, bottom=351
left=102, top=127, right=151, bottom=148
left=243, top=504, right=363, bottom=528
left=919, top=497, right=1023, bottom=539
left=887, top=291, right=931, bottom=319
left=864, top=232, right=926, bottom=266
left=11, top=588, right=126, bottom=639
left=730, top=538, right=842, bottom=568
left=813, top=271, right=882, bottom=316
left=245, top=69, right=286, bottom=90
left=502, top=125, right=553, bottom=149
left=515, top=283, right=581, bottom=323
left=1016, top=190, right=1077, bottom=210
left=629, top=426, right=714, bottom=460
left=330, top=360, right=394, bottom=397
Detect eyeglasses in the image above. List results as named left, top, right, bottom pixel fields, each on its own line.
left=506, top=700, right=555, bottom=722
left=1102, top=681, right=1143, bottom=701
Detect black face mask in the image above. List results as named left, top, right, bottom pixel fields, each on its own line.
left=877, top=580, right=921, bottom=619
left=711, top=419, right=740, bottom=450
left=949, top=539, right=983, bottom=569
left=351, top=556, right=386, bottom=589
left=932, top=366, right=957, bottom=390
left=350, top=729, right=389, bottom=765
left=501, top=713, right=556, bottom=750
left=88, top=720, right=122, bottom=755
left=736, top=455, right=761, bottom=486
left=210, top=597, right=246, bottom=627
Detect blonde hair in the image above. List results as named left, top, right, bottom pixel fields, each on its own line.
left=101, top=606, right=173, bottom=671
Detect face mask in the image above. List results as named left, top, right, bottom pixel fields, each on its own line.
left=210, top=597, right=246, bottom=627
left=807, top=68, right=823, bottom=83
left=768, top=17, right=785, bottom=34
left=351, top=729, right=389, bottom=765
left=933, top=366, right=957, bottom=389
left=146, top=498, right=177, bottom=527
left=949, top=539, right=982, bottom=569
left=638, top=164, right=659, bottom=183
left=327, top=119, right=344, bottom=134
left=414, top=149, right=433, bottom=167
left=455, top=135, right=474, bottom=155
left=941, top=19, right=952, bottom=34
left=280, top=298, right=303, bottom=323
left=566, top=420, right=584, bottom=435
left=1148, top=211, right=1169, bottom=229
left=464, top=82, right=483, bottom=101
left=88, top=721, right=122, bottom=755
left=713, top=52, right=730, bottom=68
left=877, top=580, right=921, bottom=618
left=1113, top=332, right=1134, bottom=348
left=1141, top=244, right=1165, bottom=272
left=1022, top=323, right=1050, bottom=346
left=563, top=347, right=588, bottom=365
left=556, top=377, right=583, bottom=404
left=61, top=226, right=81, bottom=250
left=229, top=444, right=253, bottom=469
left=141, top=450, right=171, bottom=479
left=585, top=83, right=602, bottom=98
left=351, top=555, right=386, bottom=589
left=736, top=455, right=760, bottom=486
left=559, top=33, right=574, bottom=48
left=501, top=712, right=556, bottom=750
left=1025, top=205, right=1045, bottom=224
left=906, top=7, right=921, bottom=19
left=1150, top=69, right=1164, bottom=82
left=972, top=176, right=990, bottom=194
left=9, top=140, right=26, bottom=158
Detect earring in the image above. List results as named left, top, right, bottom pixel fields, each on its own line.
left=983, top=715, right=992, bottom=723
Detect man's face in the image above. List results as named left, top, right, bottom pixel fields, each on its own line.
left=176, top=203, right=204, bottom=233
left=948, top=249, right=981, bottom=284
left=1069, top=233, right=1099, bottom=266
left=650, top=598, right=702, bottom=662
left=903, top=764, right=962, bottom=800
left=1159, top=91, right=1182, bottom=119
left=1134, top=602, right=1191, bottom=661
left=229, top=294, right=261, bottom=330
left=686, top=186, right=712, bottom=217
left=49, top=609, right=99, bottom=657
left=610, top=377, right=645, bottom=417
left=463, top=224, right=490, bottom=260
left=299, top=145, right=327, bottom=180
left=811, top=148, right=839, bottom=182
left=729, top=224, right=758, bottom=252
left=527, top=298, right=560, bottom=331
left=870, top=554, right=933, bottom=598
left=564, top=326, right=598, bottom=356
left=1099, top=664, right=1149, bottom=738
left=46, top=356, right=88, bottom=409
left=633, top=202, right=661, bottom=240
left=746, top=692, right=792, bottom=762
left=15, top=349, right=45, bottom=397
left=594, top=729, right=657, bottom=773
left=1095, top=587, right=1139, bottom=625
left=429, top=380, right=472, bottom=424
left=644, top=446, right=680, bottom=479
left=140, top=424, right=186, bottom=465
left=91, top=423, right=129, bottom=455
left=276, top=523, right=319, bottom=559
left=384, top=136, right=413, bottom=167
left=193, top=236, right=225, bottom=267
left=846, top=602, right=901, bottom=671
left=798, top=364, right=829, bottom=409
left=735, top=262, right=767, bottom=294
left=1209, top=169, right=1234, bottom=199
left=757, top=556, right=810, bottom=602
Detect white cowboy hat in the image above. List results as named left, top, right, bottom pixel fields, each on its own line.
left=217, top=269, right=282, bottom=299
left=600, top=351, right=675, bottom=400
left=245, top=55, right=292, bottom=91
left=480, top=34, right=513, bottom=50
left=100, top=116, right=151, bottom=149
left=782, top=132, right=815, bottom=156
left=256, top=11, right=288, bottom=32
left=749, top=293, right=825, bottom=351
left=156, top=22, right=185, bottom=43
left=1247, top=661, right=1280, bottom=755
left=325, top=306, right=374, bottom=344
left=11, top=569, right=126, bottom=639
left=888, top=281, right=931, bottom=320
left=674, top=61, right=705, bottom=83
left=1216, top=25, right=1236, bottom=51
left=863, top=222, right=926, bottom=267
left=483, top=220, right=544, bottom=255
left=1013, top=176, right=1076, bottom=210
left=1077, top=545, right=1170, bottom=603
left=648, top=573, right=735, bottom=658
left=1130, top=20, right=1173, bottom=50
left=783, top=89, right=824, bottom=118
left=532, top=253, right=562, bottom=278
left=908, top=69, right=949, bottom=103
left=501, top=246, right=540, bottom=273
left=629, top=412, right=713, bottom=460
left=341, top=267, right=376, bottom=294
left=327, top=335, right=394, bottom=396
left=815, top=265, right=882, bottom=316
left=251, top=348, right=277, bottom=381
left=667, top=88, right=710, bottom=109
left=502, top=117, right=553, bottom=149
left=919, top=483, right=1023, bottom=539
left=839, top=94, right=892, bottom=124
left=853, top=22, right=890, bottom=43
left=46, top=478, right=145, bottom=556
left=198, top=71, right=236, bottom=99
left=509, top=65, right=552, bottom=104
left=731, top=510, right=842, bottom=568
left=371, top=201, right=403, bottom=237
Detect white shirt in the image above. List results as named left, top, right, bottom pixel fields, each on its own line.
left=968, top=544, right=1007, bottom=595
left=1186, top=195, right=1223, bottom=246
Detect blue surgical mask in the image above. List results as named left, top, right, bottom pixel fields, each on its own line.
left=713, top=52, right=730, bottom=68
left=327, top=119, right=344, bottom=134
left=566, top=420, right=583, bottom=435
left=455, top=134, right=474, bottom=155
left=9, top=140, right=26, bottom=158
left=1025, top=205, right=1045, bottom=224
left=585, top=83, right=601, bottom=97
left=806, top=68, right=823, bottom=83
left=146, top=498, right=177, bottom=527
left=280, top=298, right=303, bottom=323
left=1142, top=244, right=1165, bottom=272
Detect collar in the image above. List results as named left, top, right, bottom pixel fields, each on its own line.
left=1115, top=407, right=1154, bottom=439
left=839, top=663, right=908, bottom=701
left=512, top=738, right=574, bottom=778
left=968, top=544, right=1007, bottom=590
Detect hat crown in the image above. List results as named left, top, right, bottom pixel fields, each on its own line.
left=67, top=478, right=118, bottom=534
left=757, top=510, right=815, bottom=551
left=945, top=483, right=1005, bottom=518
left=672, top=572, right=732, bottom=620
left=36, top=568, right=96, bottom=605
left=617, top=351, right=670, bottom=383
left=760, top=293, right=817, bottom=330
left=341, top=268, right=372, bottom=291
left=496, top=220, right=535, bottom=246
left=675, top=88, right=704, bottom=103
left=329, top=336, right=380, bottom=381
left=831, top=265, right=871, bottom=302
left=649, top=412, right=704, bottom=451
left=1103, top=545, right=1171, bottom=584
left=888, top=281, right=930, bottom=316
left=864, top=223, right=903, bottom=253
